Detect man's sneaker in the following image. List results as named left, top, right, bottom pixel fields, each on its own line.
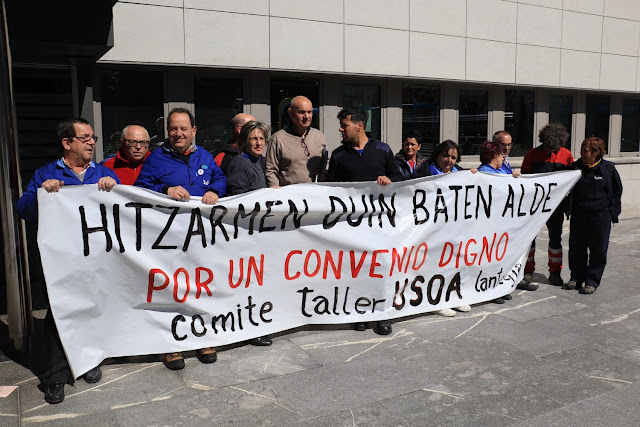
left=579, top=285, right=597, bottom=294
left=436, top=308, right=456, bottom=317
left=454, top=305, right=471, bottom=312
left=517, top=273, right=538, bottom=291
left=563, top=279, right=577, bottom=290
left=549, top=271, right=563, bottom=286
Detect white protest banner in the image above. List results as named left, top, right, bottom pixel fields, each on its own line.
left=37, top=170, right=580, bottom=377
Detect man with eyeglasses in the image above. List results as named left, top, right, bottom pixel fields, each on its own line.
left=16, top=118, right=119, bottom=404
left=265, top=95, right=327, bottom=187
left=102, top=125, right=151, bottom=184
left=492, top=130, right=520, bottom=177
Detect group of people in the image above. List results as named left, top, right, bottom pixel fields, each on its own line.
left=16, top=95, right=622, bottom=404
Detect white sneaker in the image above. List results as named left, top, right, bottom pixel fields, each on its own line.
left=454, top=305, right=471, bottom=312
left=436, top=308, right=456, bottom=317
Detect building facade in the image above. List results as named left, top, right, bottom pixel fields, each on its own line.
left=13, top=0, right=640, bottom=219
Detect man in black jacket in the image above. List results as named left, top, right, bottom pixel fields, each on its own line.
left=328, top=108, right=403, bottom=184
left=327, top=107, right=403, bottom=336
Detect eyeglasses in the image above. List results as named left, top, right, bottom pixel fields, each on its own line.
left=300, top=130, right=310, bottom=157
left=501, top=143, right=513, bottom=148
left=122, top=138, right=150, bottom=148
left=72, top=135, right=98, bottom=143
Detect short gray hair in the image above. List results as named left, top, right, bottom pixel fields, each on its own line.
left=238, top=121, right=271, bottom=152
left=492, top=130, right=510, bottom=143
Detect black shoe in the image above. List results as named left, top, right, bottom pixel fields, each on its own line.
left=82, top=366, right=102, bottom=383
left=164, top=352, right=185, bottom=370
left=354, top=322, right=367, bottom=331
left=503, top=293, right=512, bottom=300
left=248, top=336, right=272, bottom=346
left=374, top=320, right=392, bottom=335
left=45, top=383, right=65, bottom=404
left=197, top=347, right=217, bottom=364
left=516, top=275, right=538, bottom=291
left=563, top=280, right=578, bottom=290
left=492, top=297, right=505, bottom=304
left=549, top=271, right=563, bottom=286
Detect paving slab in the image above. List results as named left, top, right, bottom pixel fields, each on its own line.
left=1, top=218, right=639, bottom=426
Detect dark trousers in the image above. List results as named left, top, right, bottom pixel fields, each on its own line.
left=39, top=309, right=73, bottom=386
left=569, top=211, right=612, bottom=288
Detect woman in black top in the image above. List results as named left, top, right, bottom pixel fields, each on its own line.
left=564, top=137, right=622, bottom=294
left=395, top=130, right=427, bottom=179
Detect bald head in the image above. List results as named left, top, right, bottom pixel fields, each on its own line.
left=120, top=125, right=150, bottom=164
left=288, top=96, right=313, bottom=135
left=231, top=113, right=257, bottom=145
left=290, top=96, right=311, bottom=111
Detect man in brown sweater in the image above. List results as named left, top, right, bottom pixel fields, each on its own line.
left=265, top=96, right=327, bottom=186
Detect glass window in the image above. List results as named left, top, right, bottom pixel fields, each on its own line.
left=343, top=84, right=382, bottom=140
left=194, top=76, right=244, bottom=154
left=100, top=70, right=164, bottom=158
left=621, top=98, right=640, bottom=153
left=402, top=84, right=440, bottom=156
left=270, top=77, right=320, bottom=133
left=505, top=89, right=535, bottom=157
left=585, top=94, right=610, bottom=151
left=458, top=89, right=488, bottom=155
left=549, top=94, right=573, bottom=144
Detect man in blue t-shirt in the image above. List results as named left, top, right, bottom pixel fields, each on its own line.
left=492, top=130, right=520, bottom=177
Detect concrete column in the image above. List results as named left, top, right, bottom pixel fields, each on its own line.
left=247, top=71, right=270, bottom=124
left=609, top=95, right=623, bottom=157
left=91, top=94, right=104, bottom=162
left=320, top=75, right=341, bottom=150
left=441, top=83, right=458, bottom=142
left=535, top=89, right=549, bottom=139
left=165, top=69, right=194, bottom=116
left=572, top=92, right=586, bottom=156
left=385, top=79, right=403, bottom=152
left=77, top=65, right=102, bottom=160
left=488, top=86, right=505, bottom=139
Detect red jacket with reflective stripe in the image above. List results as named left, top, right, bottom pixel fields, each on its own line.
left=521, top=146, right=574, bottom=174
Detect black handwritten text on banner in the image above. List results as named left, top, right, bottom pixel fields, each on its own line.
left=36, top=170, right=580, bottom=376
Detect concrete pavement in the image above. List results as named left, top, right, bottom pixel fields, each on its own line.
left=2, top=218, right=640, bottom=426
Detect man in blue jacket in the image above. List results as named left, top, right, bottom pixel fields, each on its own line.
left=136, top=107, right=226, bottom=204
left=17, top=118, right=119, bottom=404
left=135, top=107, right=226, bottom=371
